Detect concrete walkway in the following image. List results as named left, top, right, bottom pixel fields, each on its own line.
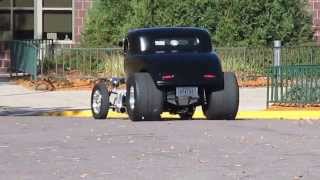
left=0, top=77, right=267, bottom=116
left=239, top=87, right=266, bottom=111
left=0, top=78, right=90, bottom=116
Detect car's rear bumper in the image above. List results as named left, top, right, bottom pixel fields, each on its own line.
left=156, top=76, right=224, bottom=91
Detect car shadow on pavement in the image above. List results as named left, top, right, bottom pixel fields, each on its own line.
left=1, top=91, right=52, bottom=97
left=0, top=76, right=10, bottom=83
left=0, top=106, right=84, bottom=116
left=136, top=118, right=207, bottom=121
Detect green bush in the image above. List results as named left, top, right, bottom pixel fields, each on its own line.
left=82, top=0, right=313, bottom=47
left=285, top=85, right=320, bottom=103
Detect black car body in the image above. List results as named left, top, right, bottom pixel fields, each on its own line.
left=123, top=27, right=224, bottom=91
left=91, top=27, right=239, bottom=121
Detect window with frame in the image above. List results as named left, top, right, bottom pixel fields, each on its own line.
left=43, top=0, right=72, bottom=8
left=0, top=0, right=10, bottom=7
left=0, top=0, right=35, bottom=40
left=42, top=0, right=73, bottom=41
left=13, top=10, right=34, bottom=39
left=0, top=0, right=73, bottom=41
left=0, top=11, right=10, bottom=31
left=14, top=0, right=34, bottom=7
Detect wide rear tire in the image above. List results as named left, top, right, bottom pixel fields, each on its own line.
left=202, top=72, right=239, bottom=120
left=91, top=82, right=109, bottom=120
left=126, top=73, right=163, bottom=121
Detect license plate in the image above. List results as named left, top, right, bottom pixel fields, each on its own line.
left=176, top=87, right=198, bottom=97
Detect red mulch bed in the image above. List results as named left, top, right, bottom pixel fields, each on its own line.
left=13, top=73, right=268, bottom=91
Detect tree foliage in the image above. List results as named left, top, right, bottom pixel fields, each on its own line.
left=82, top=0, right=313, bottom=47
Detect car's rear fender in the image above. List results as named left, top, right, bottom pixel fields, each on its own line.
left=124, top=52, right=224, bottom=90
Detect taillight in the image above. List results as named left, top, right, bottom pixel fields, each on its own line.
left=162, top=74, right=175, bottom=80
left=203, top=73, right=216, bottom=79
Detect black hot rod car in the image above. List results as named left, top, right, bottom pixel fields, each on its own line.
left=91, top=27, right=239, bottom=121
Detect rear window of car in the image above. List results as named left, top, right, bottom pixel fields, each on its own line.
left=152, top=37, right=201, bottom=53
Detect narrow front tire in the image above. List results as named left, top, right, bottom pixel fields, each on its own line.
left=91, top=82, right=109, bottom=120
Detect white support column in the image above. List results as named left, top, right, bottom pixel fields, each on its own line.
left=10, top=0, right=13, bottom=39
left=34, top=0, right=43, bottom=39
left=72, top=0, right=75, bottom=43
left=273, top=40, right=281, bottom=66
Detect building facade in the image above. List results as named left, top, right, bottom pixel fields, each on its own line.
left=1, top=0, right=320, bottom=73
left=0, top=0, right=92, bottom=73
left=310, top=0, right=320, bottom=40
left=0, top=0, right=92, bottom=43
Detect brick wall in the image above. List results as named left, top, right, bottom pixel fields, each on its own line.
left=74, top=0, right=93, bottom=43
left=0, top=42, right=10, bottom=73
left=310, top=0, right=320, bottom=40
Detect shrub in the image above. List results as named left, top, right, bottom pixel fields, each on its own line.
left=82, top=0, right=314, bottom=47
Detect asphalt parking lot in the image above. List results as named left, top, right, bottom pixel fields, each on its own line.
left=1, top=116, right=319, bottom=180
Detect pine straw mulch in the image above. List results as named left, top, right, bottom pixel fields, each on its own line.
left=268, top=104, right=320, bottom=111
left=13, top=74, right=268, bottom=91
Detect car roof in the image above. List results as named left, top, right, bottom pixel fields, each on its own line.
left=127, top=27, right=210, bottom=38
left=125, top=27, right=213, bottom=53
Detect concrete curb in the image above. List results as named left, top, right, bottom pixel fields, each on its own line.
left=43, top=108, right=320, bottom=120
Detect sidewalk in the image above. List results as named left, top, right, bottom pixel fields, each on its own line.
left=0, top=77, right=90, bottom=116
left=0, top=79, right=319, bottom=120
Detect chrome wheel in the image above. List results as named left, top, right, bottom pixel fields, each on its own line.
left=92, top=90, right=102, bottom=114
left=129, top=86, right=135, bottom=110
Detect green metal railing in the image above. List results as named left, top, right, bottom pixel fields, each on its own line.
left=281, top=46, right=320, bottom=65
left=42, top=46, right=319, bottom=80
left=215, top=46, right=320, bottom=81
left=215, top=47, right=273, bottom=79
left=21, top=39, right=54, bottom=76
left=267, top=65, right=320, bottom=107
left=9, top=41, right=38, bottom=79
left=42, top=48, right=123, bottom=78
left=44, top=47, right=274, bottom=79
left=22, top=39, right=54, bottom=48
left=7, top=41, right=320, bottom=82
